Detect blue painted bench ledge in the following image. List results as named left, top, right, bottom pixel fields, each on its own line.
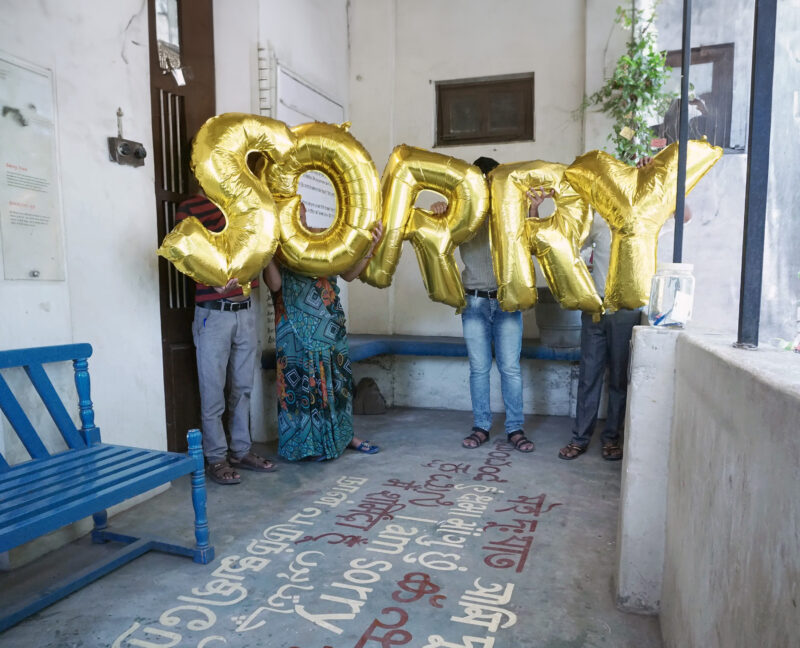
left=0, top=343, right=214, bottom=633
left=262, top=333, right=580, bottom=370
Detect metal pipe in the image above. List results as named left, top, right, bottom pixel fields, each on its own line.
left=736, top=0, right=778, bottom=348
left=673, top=0, right=691, bottom=263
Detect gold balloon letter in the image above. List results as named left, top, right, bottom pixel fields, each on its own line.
left=565, top=140, right=722, bottom=311
left=362, top=145, right=490, bottom=310
left=490, top=161, right=602, bottom=313
left=157, top=113, right=296, bottom=294
left=264, top=121, right=380, bottom=277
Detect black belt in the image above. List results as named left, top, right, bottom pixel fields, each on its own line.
left=197, top=299, right=252, bottom=312
left=465, top=289, right=498, bottom=299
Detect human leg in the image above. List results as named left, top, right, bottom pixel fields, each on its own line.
left=461, top=295, right=493, bottom=441
left=193, top=308, right=236, bottom=465
left=601, top=308, right=640, bottom=454
left=492, top=304, right=531, bottom=450
left=559, top=312, right=607, bottom=459
left=226, top=308, right=267, bottom=467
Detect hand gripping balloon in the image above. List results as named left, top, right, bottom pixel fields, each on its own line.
left=489, top=161, right=602, bottom=313
left=361, top=145, right=490, bottom=310
left=157, top=113, right=296, bottom=295
left=564, top=139, right=722, bottom=311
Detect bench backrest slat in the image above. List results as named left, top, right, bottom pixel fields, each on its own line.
left=0, top=375, right=51, bottom=460
left=25, top=364, right=86, bottom=450
left=0, top=343, right=95, bottom=470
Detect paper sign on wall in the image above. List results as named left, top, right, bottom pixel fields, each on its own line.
left=0, top=52, right=65, bottom=281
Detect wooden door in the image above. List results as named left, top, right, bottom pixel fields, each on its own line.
left=148, top=0, right=215, bottom=451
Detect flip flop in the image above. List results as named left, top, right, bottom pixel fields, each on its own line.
left=351, top=440, right=380, bottom=454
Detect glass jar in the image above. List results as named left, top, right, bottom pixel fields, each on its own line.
left=647, top=263, right=695, bottom=328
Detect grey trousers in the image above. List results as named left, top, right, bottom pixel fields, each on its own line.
left=571, top=309, right=640, bottom=446
left=192, top=306, right=257, bottom=463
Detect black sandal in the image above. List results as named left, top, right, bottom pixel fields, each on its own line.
left=558, top=442, right=588, bottom=460
left=462, top=427, right=489, bottom=449
left=602, top=442, right=623, bottom=461
left=507, top=430, right=534, bottom=453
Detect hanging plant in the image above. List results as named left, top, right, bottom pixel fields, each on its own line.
left=581, top=3, right=676, bottom=164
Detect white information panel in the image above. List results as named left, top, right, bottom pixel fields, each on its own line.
left=0, top=52, right=64, bottom=280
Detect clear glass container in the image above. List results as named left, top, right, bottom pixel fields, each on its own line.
left=647, top=263, right=695, bottom=328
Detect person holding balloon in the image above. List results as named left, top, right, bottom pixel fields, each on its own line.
left=176, top=192, right=277, bottom=486
left=432, top=156, right=553, bottom=454
left=263, top=202, right=384, bottom=462
left=558, top=156, right=692, bottom=461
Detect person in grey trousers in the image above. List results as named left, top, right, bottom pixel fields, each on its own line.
left=177, top=193, right=277, bottom=485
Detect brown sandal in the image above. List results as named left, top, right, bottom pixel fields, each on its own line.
left=462, top=427, right=489, bottom=449
left=602, top=442, right=623, bottom=461
left=206, top=461, right=241, bottom=485
left=558, top=442, right=588, bottom=460
left=229, top=452, right=277, bottom=472
left=507, top=430, right=534, bottom=453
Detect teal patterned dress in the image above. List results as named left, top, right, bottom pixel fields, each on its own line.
left=273, top=268, right=354, bottom=461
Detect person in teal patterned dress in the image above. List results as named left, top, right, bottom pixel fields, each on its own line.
left=263, top=203, right=383, bottom=461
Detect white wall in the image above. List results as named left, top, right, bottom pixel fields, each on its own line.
left=348, top=0, right=587, bottom=338
left=0, top=0, right=166, bottom=453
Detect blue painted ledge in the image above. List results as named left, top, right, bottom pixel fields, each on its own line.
left=261, top=334, right=580, bottom=370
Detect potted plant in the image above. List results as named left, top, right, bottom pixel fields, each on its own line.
left=581, top=2, right=676, bottom=163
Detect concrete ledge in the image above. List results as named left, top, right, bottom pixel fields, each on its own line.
left=616, top=325, right=681, bottom=613
left=262, top=334, right=580, bottom=370
left=661, top=333, right=800, bottom=647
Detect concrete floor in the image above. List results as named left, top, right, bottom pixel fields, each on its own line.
left=0, top=408, right=662, bottom=648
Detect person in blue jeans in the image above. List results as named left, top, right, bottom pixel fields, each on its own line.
left=433, top=156, right=552, bottom=452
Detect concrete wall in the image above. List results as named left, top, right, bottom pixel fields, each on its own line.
left=615, top=326, right=680, bottom=613
left=661, top=334, right=800, bottom=647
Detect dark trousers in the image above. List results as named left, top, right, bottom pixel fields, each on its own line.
left=571, top=309, right=640, bottom=446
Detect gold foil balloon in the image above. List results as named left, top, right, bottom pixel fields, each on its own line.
left=261, top=121, right=380, bottom=277
left=362, top=145, right=490, bottom=310
left=489, top=161, right=602, bottom=313
left=157, top=113, right=296, bottom=294
left=565, top=139, right=722, bottom=311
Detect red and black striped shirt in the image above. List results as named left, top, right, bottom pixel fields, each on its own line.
left=175, top=194, right=259, bottom=302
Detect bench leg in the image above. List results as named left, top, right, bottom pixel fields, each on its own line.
left=91, top=509, right=109, bottom=544
left=187, top=428, right=214, bottom=564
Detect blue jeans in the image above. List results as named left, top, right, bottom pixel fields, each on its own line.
left=461, top=295, right=524, bottom=434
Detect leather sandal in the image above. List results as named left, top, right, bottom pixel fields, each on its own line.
left=206, top=460, right=241, bottom=485
left=602, top=442, right=623, bottom=461
left=507, top=430, right=534, bottom=453
left=558, top=442, right=588, bottom=460
left=229, top=452, right=277, bottom=472
left=462, top=427, right=489, bottom=449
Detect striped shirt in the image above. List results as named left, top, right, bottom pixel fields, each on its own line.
left=175, top=194, right=258, bottom=302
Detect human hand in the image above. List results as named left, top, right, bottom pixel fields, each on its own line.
left=213, top=278, right=240, bottom=294
left=431, top=201, right=448, bottom=215
left=636, top=156, right=654, bottom=169
left=525, top=186, right=555, bottom=218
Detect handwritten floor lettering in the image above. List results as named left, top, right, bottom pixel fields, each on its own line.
left=110, top=469, right=565, bottom=647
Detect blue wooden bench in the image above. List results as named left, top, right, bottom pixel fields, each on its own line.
left=261, top=333, right=580, bottom=370
left=0, top=343, right=214, bottom=632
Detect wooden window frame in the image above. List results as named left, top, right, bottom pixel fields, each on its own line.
left=435, top=73, right=535, bottom=147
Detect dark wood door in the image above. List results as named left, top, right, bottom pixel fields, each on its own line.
left=148, top=0, right=215, bottom=451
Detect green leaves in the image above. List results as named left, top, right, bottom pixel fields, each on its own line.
left=581, top=4, right=676, bottom=164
